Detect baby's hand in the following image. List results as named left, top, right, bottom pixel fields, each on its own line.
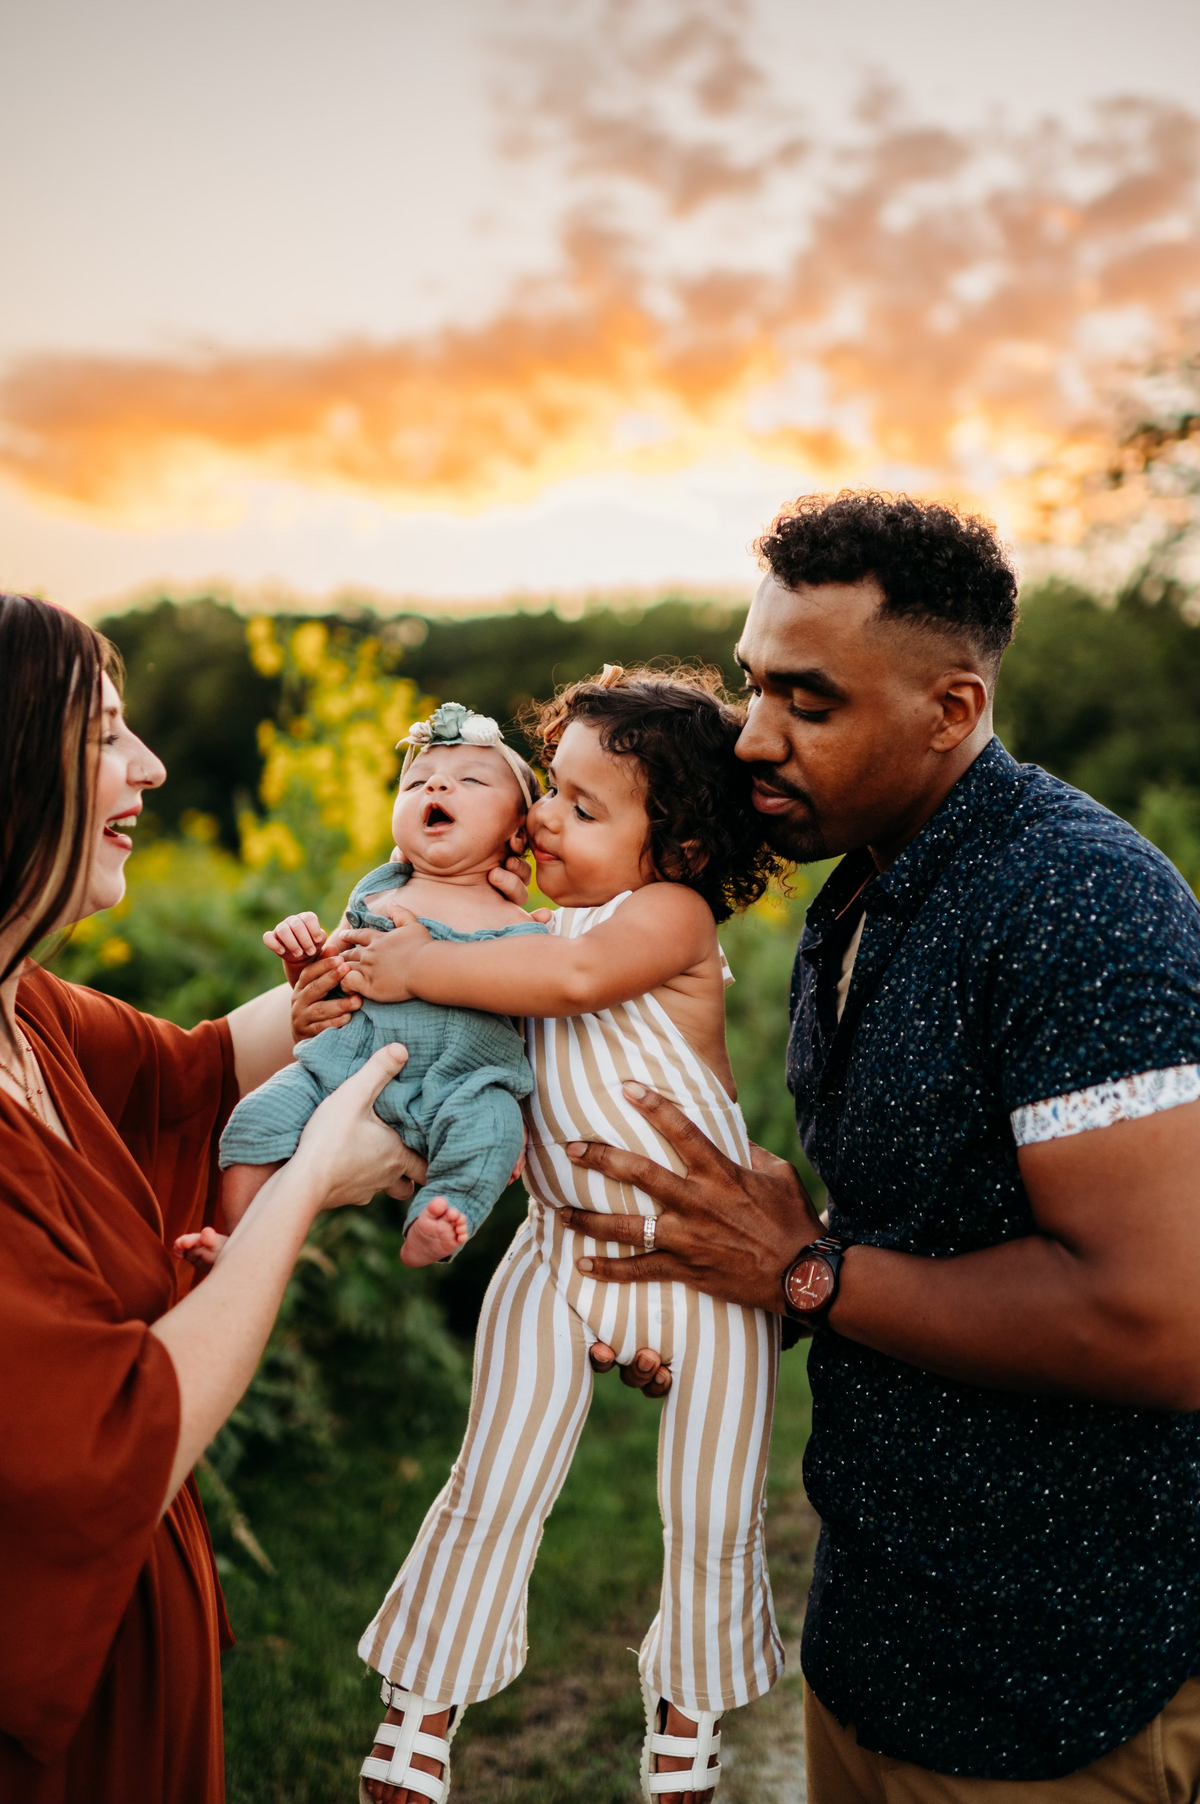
left=265, top=912, right=327, bottom=985
left=400, top=1196, right=469, bottom=1266
left=340, top=911, right=432, bottom=1003
left=173, top=1226, right=228, bottom=1269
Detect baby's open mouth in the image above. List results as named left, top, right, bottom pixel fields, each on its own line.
left=423, top=801, right=455, bottom=828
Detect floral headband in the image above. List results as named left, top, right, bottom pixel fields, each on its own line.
left=398, top=701, right=537, bottom=810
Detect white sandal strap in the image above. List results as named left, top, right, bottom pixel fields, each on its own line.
left=359, top=1758, right=444, bottom=1802
left=367, top=1721, right=452, bottom=1763
left=650, top=1731, right=722, bottom=1759
left=359, top=1689, right=455, bottom=1804
left=645, top=1697, right=722, bottom=1794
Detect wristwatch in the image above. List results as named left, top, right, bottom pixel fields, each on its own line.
left=781, top=1234, right=854, bottom=1334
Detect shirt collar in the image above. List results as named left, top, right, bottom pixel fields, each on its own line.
left=805, top=737, right=1023, bottom=937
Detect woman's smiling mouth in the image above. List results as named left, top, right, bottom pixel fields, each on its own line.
left=103, top=812, right=139, bottom=850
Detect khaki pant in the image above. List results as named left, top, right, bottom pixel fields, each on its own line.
left=805, top=1676, right=1200, bottom=1804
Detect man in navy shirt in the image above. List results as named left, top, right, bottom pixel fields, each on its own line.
left=564, top=492, right=1200, bottom=1801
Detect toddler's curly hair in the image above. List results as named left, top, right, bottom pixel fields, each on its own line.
left=528, top=664, right=784, bottom=923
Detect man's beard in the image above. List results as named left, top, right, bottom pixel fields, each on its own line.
left=747, top=767, right=830, bottom=864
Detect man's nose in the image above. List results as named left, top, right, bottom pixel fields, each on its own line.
left=734, top=697, right=790, bottom=765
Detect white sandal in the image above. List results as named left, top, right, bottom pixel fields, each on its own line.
left=640, top=1679, right=721, bottom=1798
left=358, top=1679, right=461, bottom=1804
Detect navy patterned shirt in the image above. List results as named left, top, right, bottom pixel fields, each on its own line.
left=790, top=737, right=1200, bottom=1780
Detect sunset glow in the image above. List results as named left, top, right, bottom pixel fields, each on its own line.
left=3, top=0, right=1198, bottom=605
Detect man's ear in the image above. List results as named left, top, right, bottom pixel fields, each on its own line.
left=929, top=671, right=990, bottom=753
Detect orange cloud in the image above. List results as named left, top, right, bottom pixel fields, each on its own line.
left=1, top=0, right=1197, bottom=538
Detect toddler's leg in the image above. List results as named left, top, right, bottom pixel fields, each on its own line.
left=220, top=1161, right=283, bottom=1231
left=359, top=1219, right=595, bottom=1707
left=641, top=1291, right=783, bottom=1717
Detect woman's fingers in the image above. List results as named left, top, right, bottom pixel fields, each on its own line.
left=298, top=1043, right=428, bottom=1206
left=352, top=1041, right=410, bottom=1103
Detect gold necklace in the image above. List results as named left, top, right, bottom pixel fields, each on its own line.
left=0, top=1025, right=48, bottom=1123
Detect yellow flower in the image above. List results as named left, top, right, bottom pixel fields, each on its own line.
left=99, top=936, right=133, bottom=967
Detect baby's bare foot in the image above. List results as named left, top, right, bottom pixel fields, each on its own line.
left=173, top=1227, right=227, bottom=1270
left=400, top=1197, right=468, bottom=1267
left=363, top=1698, right=452, bottom=1804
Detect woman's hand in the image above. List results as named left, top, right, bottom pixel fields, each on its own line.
left=152, top=1043, right=427, bottom=1512
left=339, top=911, right=432, bottom=1003
left=294, top=1042, right=428, bottom=1207
left=561, top=1082, right=820, bottom=1314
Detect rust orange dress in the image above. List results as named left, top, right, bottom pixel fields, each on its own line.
left=0, top=965, right=240, bottom=1804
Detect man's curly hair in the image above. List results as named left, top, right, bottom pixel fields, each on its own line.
left=529, top=665, right=783, bottom=923
left=755, top=490, right=1019, bottom=669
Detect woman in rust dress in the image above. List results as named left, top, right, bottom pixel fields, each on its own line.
left=0, top=594, right=425, bottom=1804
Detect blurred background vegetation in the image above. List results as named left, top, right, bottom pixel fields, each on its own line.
left=47, top=569, right=1200, bottom=1799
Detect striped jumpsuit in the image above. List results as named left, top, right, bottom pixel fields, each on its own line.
left=359, top=893, right=783, bottom=1717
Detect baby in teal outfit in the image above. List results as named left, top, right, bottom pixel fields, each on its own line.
left=176, top=704, right=547, bottom=1269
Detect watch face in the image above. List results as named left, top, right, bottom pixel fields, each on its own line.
left=786, top=1254, right=835, bottom=1314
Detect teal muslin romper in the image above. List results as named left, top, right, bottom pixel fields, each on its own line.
left=218, top=861, right=548, bottom=1237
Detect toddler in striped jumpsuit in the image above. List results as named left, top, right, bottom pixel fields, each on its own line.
left=331, top=669, right=787, bottom=1804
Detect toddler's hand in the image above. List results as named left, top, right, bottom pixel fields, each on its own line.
left=265, top=912, right=327, bottom=985
left=340, top=911, right=432, bottom=1003
left=291, top=955, right=361, bottom=1040
left=401, top=1196, right=469, bottom=1266
left=173, top=1226, right=228, bottom=1270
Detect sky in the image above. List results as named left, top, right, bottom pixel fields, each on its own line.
left=2, top=0, right=1198, bottom=616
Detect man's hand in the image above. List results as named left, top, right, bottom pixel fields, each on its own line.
left=561, top=1081, right=821, bottom=1313
left=340, top=910, right=432, bottom=1003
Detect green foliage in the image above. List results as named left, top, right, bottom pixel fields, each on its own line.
left=98, top=597, right=281, bottom=847
left=382, top=595, right=748, bottom=756
left=105, top=594, right=748, bottom=842
left=995, top=575, right=1200, bottom=831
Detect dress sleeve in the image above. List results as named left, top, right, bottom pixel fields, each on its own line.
left=0, top=1138, right=180, bottom=1761
left=54, top=978, right=241, bottom=1248
left=983, top=827, right=1200, bottom=1143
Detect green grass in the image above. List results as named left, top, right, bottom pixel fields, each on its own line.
left=219, top=1343, right=814, bottom=1803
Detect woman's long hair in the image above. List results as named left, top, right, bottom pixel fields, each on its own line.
left=0, top=594, right=122, bottom=983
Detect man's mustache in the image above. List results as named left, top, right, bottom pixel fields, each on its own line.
left=745, top=766, right=815, bottom=809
